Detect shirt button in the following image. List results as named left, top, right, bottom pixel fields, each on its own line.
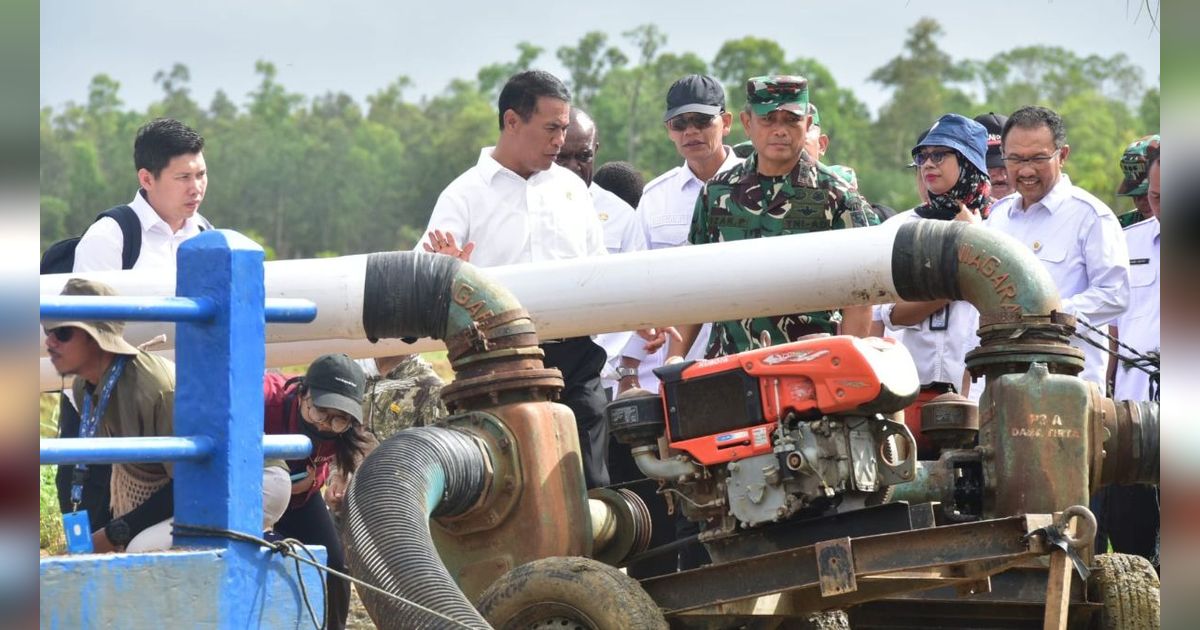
left=1032, top=240, right=1042, bottom=252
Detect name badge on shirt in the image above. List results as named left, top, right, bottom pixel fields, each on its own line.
left=929, top=305, right=949, bottom=331
left=1130, top=258, right=1150, bottom=265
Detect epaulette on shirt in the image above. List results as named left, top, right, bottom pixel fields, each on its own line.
left=1066, top=185, right=1117, bottom=218
left=642, top=166, right=685, bottom=195
left=1123, top=216, right=1157, bottom=233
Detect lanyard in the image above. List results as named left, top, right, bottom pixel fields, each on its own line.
left=70, top=355, right=130, bottom=509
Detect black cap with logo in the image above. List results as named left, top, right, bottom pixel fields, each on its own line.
left=304, top=353, right=366, bottom=423
left=973, top=112, right=1008, bottom=169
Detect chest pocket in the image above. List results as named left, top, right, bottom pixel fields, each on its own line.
left=1033, top=239, right=1069, bottom=269
left=1129, top=261, right=1157, bottom=288
left=603, top=225, right=623, bottom=252
left=647, top=213, right=692, bottom=248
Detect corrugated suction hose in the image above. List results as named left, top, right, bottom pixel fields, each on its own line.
left=343, top=426, right=489, bottom=629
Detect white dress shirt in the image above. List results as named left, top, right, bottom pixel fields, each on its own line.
left=73, top=190, right=210, bottom=273
left=985, top=173, right=1130, bottom=388
left=879, top=211, right=982, bottom=401
left=1113, top=217, right=1160, bottom=401
left=589, top=182, right=646, bottom=386
left=422, top=147, right=607, bottom=267
left=590, top=182, right=646, bottom=255
left=620, top=148, right=744, bottom=391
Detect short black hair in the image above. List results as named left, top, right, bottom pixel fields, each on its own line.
left=1001, top=106, right=1067, bottom=149
left=593, top=161, right=646, bottom=209
left=497, top=70, right=571, bottom=131
left=134, top=118, right=204, bottom=177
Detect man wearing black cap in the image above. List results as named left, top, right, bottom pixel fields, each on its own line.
left=974, top=112, right=1012, bottom=201
left=613, top=74, right=742, bottom=396
left=668, top=75, right=877, bottom=362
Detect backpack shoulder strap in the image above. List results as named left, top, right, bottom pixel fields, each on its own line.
left=97, top=205, right=141, bottom=270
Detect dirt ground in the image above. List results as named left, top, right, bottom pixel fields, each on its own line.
left=346, top=585, right=377, bottom=629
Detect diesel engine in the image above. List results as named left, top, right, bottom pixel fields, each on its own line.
left=607, top=335, right=920, bottom=552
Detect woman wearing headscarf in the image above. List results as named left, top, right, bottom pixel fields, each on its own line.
left=263, top=353, right=371, bottom=630
left=878, top=113, right=991, bottom=459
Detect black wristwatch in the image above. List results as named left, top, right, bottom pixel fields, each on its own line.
left=104, top=518, right=132, bottom=548
left=616, top=366, right=638, bottom=380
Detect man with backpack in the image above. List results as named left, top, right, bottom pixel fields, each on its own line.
left=42, top=117, right=212, bottom=274
left=45, top=117, right=212, bottom=527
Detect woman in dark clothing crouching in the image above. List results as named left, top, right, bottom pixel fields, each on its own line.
left=263, top=353, right=370, bottom=630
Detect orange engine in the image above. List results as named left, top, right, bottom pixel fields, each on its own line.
left=655, top=336, right=919, bottom=466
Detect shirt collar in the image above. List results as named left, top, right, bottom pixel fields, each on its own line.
left=1012, top=173, right=1072, bottom=215
left=129, top=189, right=205, bottom=234
left=679, top=145, right=738, bottom=190
left=476, top=147, right=505, bottom=184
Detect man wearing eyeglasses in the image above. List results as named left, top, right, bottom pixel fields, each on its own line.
left=613, top=74, right=742, bottom=397
left=667, top=75, right=877, bottom=363
left=986, top=105, right=1129, bottom=389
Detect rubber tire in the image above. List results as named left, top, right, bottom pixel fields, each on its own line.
left=477, top=556, right=668, bottom=630
left=1087, top=553, right=1160, bottom=630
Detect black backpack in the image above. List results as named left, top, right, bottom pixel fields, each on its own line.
left=40, top=205, right=142, bottom=274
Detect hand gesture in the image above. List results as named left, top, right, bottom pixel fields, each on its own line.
left=636, top=326, right=683, bottom=353
left=422, top=229, right=475, bottom=261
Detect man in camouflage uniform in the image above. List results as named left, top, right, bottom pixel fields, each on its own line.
left=1114, top=134, right=1160, bottom=227
left=325, top=354, right=447, bottom=513
left=668, top=75, right=878, bottom=360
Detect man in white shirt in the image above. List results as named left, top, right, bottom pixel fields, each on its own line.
left=985, top=105, right=1130, bottom=389
left=419, top=70, right=612, bottom=488
left=614, top=74, right=743, bottom=396
left=1094, top=150, right=1159, bottom=568
left=73, top=118, right=212, bottom=273
left=554, top=107, right=646, bottom=393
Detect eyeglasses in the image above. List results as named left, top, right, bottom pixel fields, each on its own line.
left=45, top=327, right=76, bottom=343
left=1002, top=152, right=1060, bottom=166
left=668, top=113, right=718, bottom=132
left=914, top=149, right=956, bottom=166
left=303, top=394, right=353, bottom=433
left=555, top=149, right=595, bottom=164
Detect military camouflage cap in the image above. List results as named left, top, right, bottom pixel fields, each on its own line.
left=807, top=102, right=820, bottom=127
left=1116, top=134, right=1161, bottom=197
left=746, top=75, right=810, bottom=117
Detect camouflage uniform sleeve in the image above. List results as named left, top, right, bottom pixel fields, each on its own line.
left=832, top=187, right=877, bottom=229
left=689, top=182, right=712, bottom=245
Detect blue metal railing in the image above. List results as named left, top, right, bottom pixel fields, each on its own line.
left=39, top=229, right=325, bottom=627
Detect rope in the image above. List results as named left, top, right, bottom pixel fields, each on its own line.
left=171, top=523, right=477, bottom=630
left=1071, top=318, right=1160, bottom=401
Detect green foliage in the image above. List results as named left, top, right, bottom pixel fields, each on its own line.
left=41, top=466, right=65, bottom=554
left=39, top=19, right=1156, bottom=260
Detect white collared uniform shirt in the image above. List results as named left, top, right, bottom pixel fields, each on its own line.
left=985, top=174, right=1130, bottom=388
left=620, top=148, right=744, bottom=391
left=1113, top=217, right=1159, bottom=401
left=423, top=147, right=607, bottom=267
left=878, top=211, right=982, bottom=401
left=589, top=181, right=647, bottom=386
left=73, top=190, right=210, bottom=273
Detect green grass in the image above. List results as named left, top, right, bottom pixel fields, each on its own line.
left=41, top=393, right=65, bottom=554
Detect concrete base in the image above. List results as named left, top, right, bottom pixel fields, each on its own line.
left=40, top=546, right=328, bottom=628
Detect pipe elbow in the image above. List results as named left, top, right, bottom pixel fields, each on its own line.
left=631, top=444, right=702, bottom=481
left=891, top=220, right=1061, bottom=321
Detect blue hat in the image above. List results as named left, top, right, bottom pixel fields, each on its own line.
left=912, top=114, right=989, bottom=177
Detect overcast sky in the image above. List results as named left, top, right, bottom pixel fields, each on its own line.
left=40, top=0, right=1160, bottom=117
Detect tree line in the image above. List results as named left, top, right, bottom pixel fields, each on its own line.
left=40, top=19, right=1159, bottom=260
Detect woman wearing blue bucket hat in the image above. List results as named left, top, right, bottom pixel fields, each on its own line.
left=877, top=113, right=992, bottom=459
left=911, top=113, right=993, bottom=221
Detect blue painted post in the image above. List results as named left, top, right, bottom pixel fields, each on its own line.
left=171, top=230, right=268, bottom=624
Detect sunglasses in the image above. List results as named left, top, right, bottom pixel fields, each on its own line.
left=914, top=149, right=956, bottom=166
left=668, top=113, right=718, bottom=132
left=45, top=327, right=76, bottom=343
left=556, top=149, right=595, bottom=164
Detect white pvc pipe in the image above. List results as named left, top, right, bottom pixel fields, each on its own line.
left=40, top=223, right=902, bottom=390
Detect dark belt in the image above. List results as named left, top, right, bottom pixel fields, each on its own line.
left=920, top=382, right=956, bottom=395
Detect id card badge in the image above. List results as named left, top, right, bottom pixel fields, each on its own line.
left=63, top=510, right=94, bottom=554
left=929, top=305, right=950, bottom=331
